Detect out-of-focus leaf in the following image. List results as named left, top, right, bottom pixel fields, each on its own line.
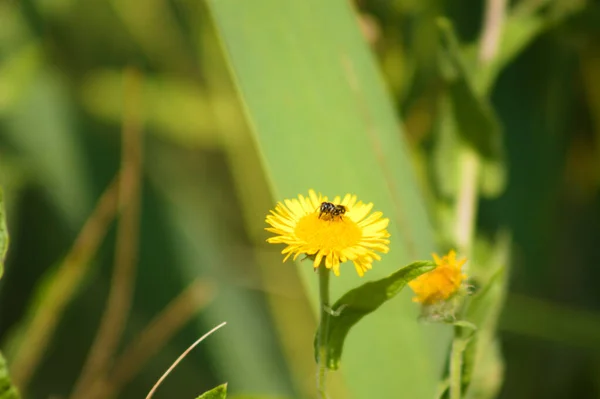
left=80, top=70, right=224, bottom=148
left=0, top=352, right=20, bottom=399
left=207, top=1, right=450, bottom=397
left=501, top=294, right=600, bottom=351
left=196, top=383, right=227, bottom=399
left=473, top=0, right=586, bottom=93
left=464, top=339, right=503, bottom=399
left=437, top=233, right=509, bottom=399
left=437, top=18, right=502, bottom=162
left=315, top=261, right=435, bottom=370
left=0, top=44, right=42, bottom=115
left=461, top=236, right=510, bottom=399
left=436, top=18, right=506, bottom=198
left=478, top=159, right=507, bottom=199
left=0, top=189, right=7, bottom=280
left=432, top=95, right=460, bottom=199
left=453, top=320, right=477, bottom=331
left=3, top=70, right=91, bottom=227
left=0, top=190, right=15, bottom=397
left=146, top=147, right=295, bottom=396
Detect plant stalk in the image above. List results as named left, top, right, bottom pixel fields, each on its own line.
left=316, top=265, right=331, bottom=399
left=449, top=330, right=467, bottom=399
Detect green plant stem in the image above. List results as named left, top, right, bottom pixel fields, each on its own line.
left=449, top=329, right=467, bottom=399
left=316, top=266, right=331, bottom=399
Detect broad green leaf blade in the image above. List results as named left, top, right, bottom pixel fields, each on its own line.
left=316, top=261, right=435, bottom=370
left=207, top=2, right=450, bottom=398
left=0, top=189, right=7, bottom=280
left=197, top=383, right=227, bottom=399
left=0, top=352, right=20, bottom=399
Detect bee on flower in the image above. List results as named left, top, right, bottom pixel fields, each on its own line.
left=408, top=250, right=469, bottom=321
left=265, top=189, right=390, bottom=277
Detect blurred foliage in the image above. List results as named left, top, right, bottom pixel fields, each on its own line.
left=0, top=0, right=599, bottom=398
left=0, top=192, right=19, bottom=399
left=0, top=352, right=20, bottom=399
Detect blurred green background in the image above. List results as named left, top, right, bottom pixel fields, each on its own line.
left=1, top=0, right=600, bottom=398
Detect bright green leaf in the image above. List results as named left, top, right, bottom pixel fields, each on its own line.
left=228, top=396, right=289, bottom=399
left=196, top=383, right=227, bottom=399
left=206, top=1, right=450, bottom=397
left=315, top=261, right=436, bottom=370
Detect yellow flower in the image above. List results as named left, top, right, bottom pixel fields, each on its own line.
left=265, top=190, right=390, bottom=277
left=408, top=250, right=467, bottom=304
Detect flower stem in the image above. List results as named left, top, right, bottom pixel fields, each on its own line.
left=316, top=266, right=331, bottom=399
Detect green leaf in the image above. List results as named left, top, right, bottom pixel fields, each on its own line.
left=196, top=383, right=227, bottom=399
left=436, top=18, right=506, bottom=198
left=460, top=267, right=506, bottom=399
left=4, top=69, right=91, bottom=228
left=436, top=18, right=503, bottom=162
left=0, top=352, right=20, bottom=399
left=315, top=261, right=436, bottom=370
left=147, top=154, right=294, bottom=395
left=452, top=320, right=477, bottom=331
left=437, top=233, right=510, bottom=399
left=473, top=0, right=586, bottom=93
left=461, top=236, right=510, bottom=399
left=228, top=396, right=289, bottom=399
left=0, top=189, right=7, bottom=280
left=206, top=1, right=450, bottom=397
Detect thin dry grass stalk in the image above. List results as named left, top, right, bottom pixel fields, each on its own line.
left=70, top=67, right=144, bottom=399
left=146, top=321, right=228, bottom=399
left=87, top=279, right=216, bottom=398
left=11, top=174, right=120, bottom=392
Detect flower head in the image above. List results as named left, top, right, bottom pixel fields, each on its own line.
left=408, top=250, right=467, bottom=305
left=265, top=189, right=390, bottom=277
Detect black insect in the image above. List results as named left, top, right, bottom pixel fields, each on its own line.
left=318, top=201, right=347, bottom=220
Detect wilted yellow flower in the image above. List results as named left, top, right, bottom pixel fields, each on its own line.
left=265, top=190, right=390, bottom=277
left=409, top=250, right=467, bottom=304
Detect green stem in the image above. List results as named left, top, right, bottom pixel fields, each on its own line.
left=316, top=266, right=331, bottom=399
left=449, top=331, right=466, bottom=399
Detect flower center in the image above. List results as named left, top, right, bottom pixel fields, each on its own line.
left=294, top=213, right=362, bottom=250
